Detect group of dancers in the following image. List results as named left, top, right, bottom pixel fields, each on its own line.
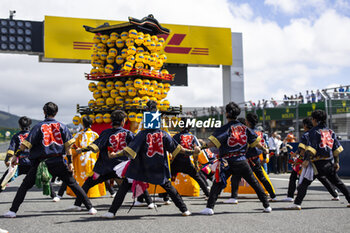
left=1, top=100, right=350, bottom=219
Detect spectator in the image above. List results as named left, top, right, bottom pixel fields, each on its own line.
left=275, top=135, right=283, bottom=174
left=290, top=95, right=294, bottom=105
left=271, top=98, right=278, bottom=107
left=316, top=89, right=322, bottom=102
left=283, top=95, right=288, bottom=106
left=333, top=88, right=338, bottom=99
left=346, top=86, right=350, bottom=99
left=298, top=92, right=304, bottom=104
left=339, top=85, right=345, bottom=98
left=257, top=100, right=261, bottom=109
left=305, top=90, right=311, bottom=103
left=279, top=139, right=291, bottom=174
left=268, top=132, right=278, bottom=174
left=311, top=90, right=316, bottom=103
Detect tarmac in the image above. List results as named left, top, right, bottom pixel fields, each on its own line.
left=0, top=162, right=350, bottom=233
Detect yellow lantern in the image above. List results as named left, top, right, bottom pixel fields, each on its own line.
left=158, top=37, right=165, bottom=43
left=158, top=83, right=164, bottom=90
left=108, top=48, right=118, bottom=57
left=155, top=59, right=163, bottom=69
left=105, top=64, right=114, bottom=74
left=143, top=54, right=150, bottom=64
left=135, top=53, right=144, bottom=63
left=154, top=89, right=162, bottom=100
left=72, top=115, right=81, bottom=125
left=141, top=96, right=150, bottom=105
left=103, top=113, right=112, bottom=123
left=125, top=98, right=133, bottom=107
left=161, top=89, right=168, bottom=99
left=88, top=99, right=95, bottom=108
left=90, top=68, right=98, bottom=77
left=136, top=47, right=145, bottom=54
left=128, top=112, right=136, bottom=121
left=135, top=113, right=143, bottom=123
left=89, top=114, right=95, bottom=123
left=149, top=57, right=156, bottom=67
left=128, top=87, right=137, bottom=97
left=116, top=39, right=124, bottom=48
left=95, top=113, right=104, bottom=123
left=161, top=69, right=169, bottom=76
left=97, top=81, right=106, bottom=90
left=88, top=82, right=97, bottom=92
left=98, top=51, right=108, bottom=60
left=135, top=62, right=144, bottom=69
left=143, top=37, right=151, bottom=46
left=162, top=100, right=170, bottom=110
left=114, top=80, right=124, bottom=89
left=93, top=90, right=102, bottom=99
left=155, top=42, right=163, bottom=52
left=106, top=81, right=114, bottom=90
left=115, top=96, right=124, bottom=105
left=138, top=86, right=147, bottom=95
left=123, top=61, right=133, bottom=71
left=135, top=36, right=144, bottom=46
left=93, top=35, right=101, bottom=44
left=150, top=97, right=157, bottom=102
left=129, top=29, right=138, bottom=39
left=125, top=38, right=135, bottom=47
left=116, top=55, right=124, bottom=65
left=120, top=31, right=128, bottom=41
left=110, top=32, right=119, bottom=41
left=97, top=43, right=106, bottom=52
left=127, top=46, right=137, bottom=55
left=134, top=79, right=143, bottom=88
left=121, top=48, right=128, bottom=58
left=148, top=41, right=156, bottom=52
left=101, top=35, right=109, bottom=44
left=126, top=55, right=135, bottom=64
left=143, top=79, right=150, bottom=87
left=164, top=83, right=171, bottom=92
left=132, top=97, right=142, bottom=106
left=106, top=97, right=115, bottom=106
left=96, top=98, right=105, bottom=106
left=146, top=86, right=154, bottom=96
left=124, top=79, right=133, bottom=87
left=106, top=55, right=115, bottom=64
left=101, top=88, right=110, bottom=97
left=151, top=35, right=158, bottom=42
left=119, top=87, right=128, bottom=96
left=159, top=54, right=167, bottom=62
left=110, top=89, right=119, bottom=98
left=151, top=80, right=158, bottom=88
left=106, top=39, right=114, bottom=48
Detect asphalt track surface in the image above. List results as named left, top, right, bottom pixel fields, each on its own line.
left=0, top=162, right=350, bottom=233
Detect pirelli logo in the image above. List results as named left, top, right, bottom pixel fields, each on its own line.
left=73, top=34, right=209, bottom=56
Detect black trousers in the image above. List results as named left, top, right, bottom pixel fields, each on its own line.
left=105, top=179, right=115, bottom=195
left=287, top=169, right=338, bottom=199
left=0, top=165, right=56, bottom=198
left=109, top=179, right=188, bottom=214
left=170, top=158, right=210, bottom=197
left=287, top=170, right=298, bottom=198
left=136, top=190, right=152, bottom=204
left=268, top=150, right=277, bottom=174
left=74, top=171, right=118, bottom=206
left=10, top=159, right=92, bottom=213
left=295, top=160, right=350, bottom=205
left=278, top=153, right=288, bottom=173
left=231, top=159, right=276, bottom=199
left=206, top=159, right=269, bottom=209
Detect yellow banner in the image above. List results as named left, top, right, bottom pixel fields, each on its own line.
left=44, top=16, right=232, bottom=66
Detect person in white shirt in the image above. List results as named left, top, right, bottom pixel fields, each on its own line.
left=305, top=90, right=311, bottom=103
left=268, top=132, right=278, bottom=174
left=275, top=135, right=283, bottom=174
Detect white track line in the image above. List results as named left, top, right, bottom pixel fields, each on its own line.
left=270, top=177, right=350, bottom=186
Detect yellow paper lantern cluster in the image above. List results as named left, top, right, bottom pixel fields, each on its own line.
left=86, top=78, right=171, bottom=113
left=90, top=30, right=169, bottom=77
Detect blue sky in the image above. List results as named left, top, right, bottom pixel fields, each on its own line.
left=0, top=0, right=350, bottom=123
